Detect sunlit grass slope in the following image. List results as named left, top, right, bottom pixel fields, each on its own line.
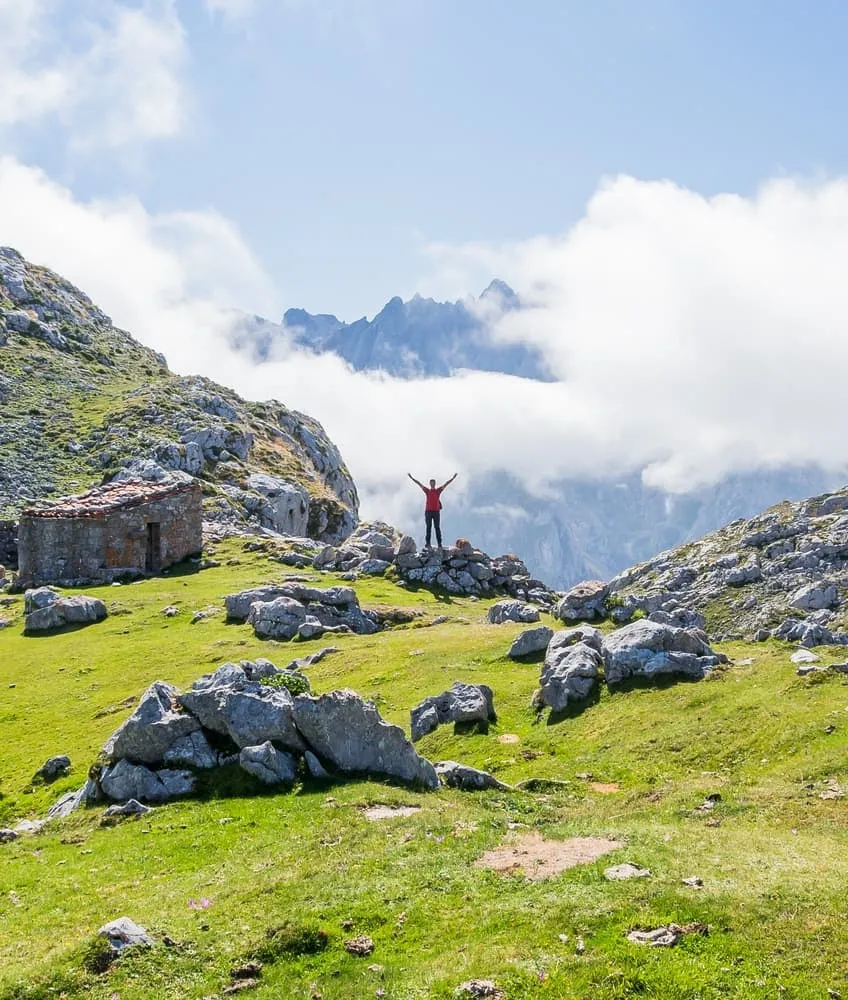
left=1, top=538, right=846, bottom=999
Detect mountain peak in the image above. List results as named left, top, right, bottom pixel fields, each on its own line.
left=479, top=278, right=519, bottom=309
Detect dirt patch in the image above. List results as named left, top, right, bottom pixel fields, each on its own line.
left=475, top=832, right=622, bottom=881
left=497, top=733, right=520, bottom=744
left=588, top=782, right=620, bottom=794
left=363, top=805, right=421, bottom=821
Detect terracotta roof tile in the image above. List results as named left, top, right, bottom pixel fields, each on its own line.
left=22, top=479, right=198, bottom=519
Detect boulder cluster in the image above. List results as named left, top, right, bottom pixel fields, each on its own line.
left=54, top=658, right=439, bottom=815
left=312, top=523, right=557, bottom=605
left=529, top=619, right=728, bottom=713
left=225, top=581, right=382, bottom=641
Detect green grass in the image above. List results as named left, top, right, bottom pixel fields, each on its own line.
left=1, top=539, right=847, bottom=998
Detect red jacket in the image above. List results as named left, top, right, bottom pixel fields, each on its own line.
left=424, top=487, right=443, bottom=512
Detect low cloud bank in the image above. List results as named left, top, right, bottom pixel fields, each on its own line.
left=2, top=158, right=847, bottom=531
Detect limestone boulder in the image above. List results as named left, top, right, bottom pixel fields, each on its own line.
left=104, top=681, right=200, bottom=765
left=434, top=760, right=510, bottom=791
left=508, top=625, right=553, bottom=659
left=163, top=730, right=219, bottom=769
left=247, top=472, right=310, bottom=536
left=180, top=682, right=305, bottom=751
left=24, top=593, right=108, bottom=633
left=789, top=581, right=839, bottom=612
left=239, top=741, right=297, bottom=785
left=100, top=759, right=196, bottom=803
left=410, top=682, right=496, bottom=742
left=538, top=627, right=605, bottom=711
left=247, top=596, right=308, bottom=640
left=603, top=619, right=725, bottom=684
left=487, top=600, right=540, bottom=625
left=554, top=580, right=609, bottom=622
left=34, top=755, right=71, bottom=782
left=98, top=917, right=154, bottom=955
left=293, top=690, right=438, bottom=788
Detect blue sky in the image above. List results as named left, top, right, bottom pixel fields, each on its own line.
left=8, top=0, right=848, bottom=319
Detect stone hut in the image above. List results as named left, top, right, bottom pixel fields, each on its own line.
left=17, top=479, right=203, bottom=586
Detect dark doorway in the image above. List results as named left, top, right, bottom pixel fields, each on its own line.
left=145, top=522, right=162, bottom=573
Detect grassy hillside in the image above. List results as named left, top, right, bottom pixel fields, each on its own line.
left=1, top=542, right=847, bottom=999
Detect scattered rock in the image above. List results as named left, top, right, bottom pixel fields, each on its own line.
left=33, top=755, right=71, bottom=782
left=98, top=917, right=154, bottom=955
left=455, top=982, right=504, bottom=999
left=791, top=648, right=820, bottom=664
left=487, top=600, right=540, bottom=625
left=102, top=799, right=152, bottom=819
left=435, top=761, right=510, bottom=792
left=507, top=625, right=553, bottom=658
left=0, top=829, right=18, bottom=844
left=410, top=682, right=496, bottom=741
left=603, top=619, right=725, bottom=684
left=554, top=580, right=609, bottom=622
left=161, top=605, right=180, bottom=617
left=344, top=935, right=374, bottom=957
left=604, top=863, right=651, bottom=880
left=682, top=876, right=704, bottom=888
left=627, top=922, right=708, bottom=947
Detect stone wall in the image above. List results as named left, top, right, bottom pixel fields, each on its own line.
left=18, top=486, right=203, bottom=585
left=0, top=520, right=17, bottom=569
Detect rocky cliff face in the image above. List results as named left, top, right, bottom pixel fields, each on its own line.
left=0, top=247, right=357, bottom=543
left=607, top=486, right=848, bottom=643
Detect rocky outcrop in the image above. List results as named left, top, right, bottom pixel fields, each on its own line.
left=410, top=682, right=496, bottom=742
left=0, top=247, right=357, bottom=543
left=434, top=761, right=510, bottom=791
left=314, top=526, right=558, bottom=604
left=23, top=588, right=107, bottom=633
left=53, top=658, right=438, bottom=811
left=605, top=487, right=848, bottom=642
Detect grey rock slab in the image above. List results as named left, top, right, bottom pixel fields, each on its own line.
left=0, top=828, right=19, bottom=843
left=163, top=730, right=219, bottom=769
left=247, top=596, right=308, bottom=640
left=293, top=689, right=438, bottom=789
left=487, top=600, right=540, bottom=625
left=555, top=580, right=609, bottom=622
left=789, top=581, right=839, bottom=612
left=100, top=759, right=196, bottom=803
left=98, top=917, right=154, bottom=954
left=104, top=681, right=200, bottom=765
left=34, top=754, right=71, bottom=781
left=103, top=799, right=152, bottom=818
left=434, top=760, right=511, bottom=791
left=46, top=779, right=98, bottom=820
left=603, top=619, right=723, bottom=684
left=179, top=684, right=305, bottom=751
left=508, top=625, right=554, bottom=658
left=239, top=741, right=297, bottom=785
left=23, top=587, right=59, bottom=614
left=25, top=594, right=108, bottom=632
left=410, top=682, right=496, bottom=742
left=537, top=626, right=605, bottom=711
left=303, top=750, right=331, bottom=779
left=790, top=648, right=820, bottom=664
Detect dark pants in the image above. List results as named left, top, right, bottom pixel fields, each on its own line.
left=425, top=510, right=442, bottom=547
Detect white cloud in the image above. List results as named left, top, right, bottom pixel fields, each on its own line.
left=0, top=0, right=188, bottom=147
left=2, top=162, right=848, bottom=534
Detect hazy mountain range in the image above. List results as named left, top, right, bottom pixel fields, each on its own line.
left=232, top=285, right=844, bottom=588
